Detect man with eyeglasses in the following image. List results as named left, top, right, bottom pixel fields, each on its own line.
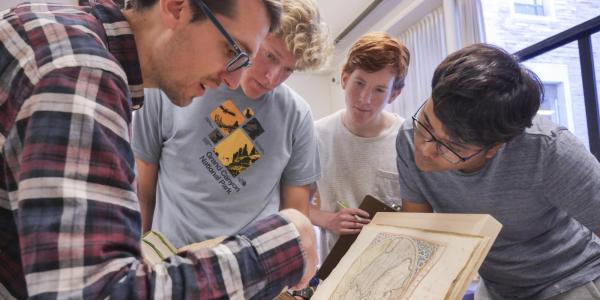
left=132, top=0, right=330, bottom=263
left=397, top=43, right=600, bottom=299
left=0, top=0, right=318, bottom=298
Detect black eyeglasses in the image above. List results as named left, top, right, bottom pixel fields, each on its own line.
left=411, top=100, right=484, bottom=164
left=194, top=0, right=251, bottom=72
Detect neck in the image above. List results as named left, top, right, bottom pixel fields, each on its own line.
left=458, top=151, right=490, bottom=173
left=342, top=111, right=393, bottom=138
left=459, top=160, right=486, bottom=173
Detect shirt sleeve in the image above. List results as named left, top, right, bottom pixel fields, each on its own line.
left=396, top=123, right=427, bottom=204
left=10, top=66, right=306, bottom=299
left=281, top=107, right=321, bottom=186
left=131, top=88, right=169, bottom=164
left=542, top=128, right=600, bottom=232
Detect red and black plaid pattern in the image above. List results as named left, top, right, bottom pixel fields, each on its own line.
left=0, top=1, right=305, bottom=298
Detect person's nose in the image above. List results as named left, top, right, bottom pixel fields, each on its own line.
left=358, top=89, right=372, bottom=105
left=419, top=140, right=439, bottom=159
left=221, top=68, right=244, bottom=89
left=265, top=67, right=282, bottom=88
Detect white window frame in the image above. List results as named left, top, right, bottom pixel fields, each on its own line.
left=523, top=62, right=575, bottom=132
left=510, top=0, right=556, bottom=21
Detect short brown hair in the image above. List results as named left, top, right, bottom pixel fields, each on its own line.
left=342, top=32, right=410, bottom=90
left=127, top=0, right=282, bottom=32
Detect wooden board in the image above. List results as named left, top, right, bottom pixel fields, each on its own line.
left=317, top=195, right=399, bottom=280
left=312, top=212, right=501, bottom=300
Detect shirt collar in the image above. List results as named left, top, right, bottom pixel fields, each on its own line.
left=90, top=0, right=144, bottom=109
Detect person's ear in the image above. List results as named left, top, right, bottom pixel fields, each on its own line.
left=340, top=71, right=350, bottom=90
left=388, top=88, right=401, bottom=104
left=484, top=143, right=504, bottom=159
left=159, top=0, right=186, bottom=29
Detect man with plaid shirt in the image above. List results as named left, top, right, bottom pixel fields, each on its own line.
left=0, top=0, right=316, bottom=298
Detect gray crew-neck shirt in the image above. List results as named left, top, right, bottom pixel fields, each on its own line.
left=396, top=116, right=600, bottom=299
left=132, top=85, right=320, bottom=247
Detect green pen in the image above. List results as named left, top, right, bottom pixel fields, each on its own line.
left=336, top=200, right=362, bottom=222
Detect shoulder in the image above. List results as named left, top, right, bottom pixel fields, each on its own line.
left=17, top=4, right=125, bottom=81
left=315, top=110, right=343, bottom=133
left=396, top=120, right=416, bottom=161
left=521, top=117, right=577, bottom=151
left=270, top=84, right=312, bottom=114
left=139, top=88, right=172, bottom=112
left=387, top=112, right=406, bottom=133
left=315, top=110, right=343, bottom=127
left=515, top=117, right=596, bottom=171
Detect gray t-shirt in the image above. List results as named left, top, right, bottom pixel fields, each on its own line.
left=396, top=116, right=600, bottom=299
left=132, top=84, right=320, bottom=247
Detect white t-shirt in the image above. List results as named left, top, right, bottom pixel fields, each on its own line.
left=315, top=109, right=404, bottom=261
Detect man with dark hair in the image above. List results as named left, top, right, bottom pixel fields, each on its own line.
left=397, top=43, right=600, bottom=299
left=0, top=0, right=316, bottom=298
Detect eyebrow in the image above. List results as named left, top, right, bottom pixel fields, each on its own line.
left=354, top=76, right=390, bottom=89
left=270, top=46, right=283, bottom=59
left=422, top=111, right=457, bottom=146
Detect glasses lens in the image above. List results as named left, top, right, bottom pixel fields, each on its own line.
left=440, top=149, right=462, bottom=164
left=226, top=53, right=251, bottom=72
left=413, top=118, right=463, bottom=164
left=413, top=118, right=433, bottom=141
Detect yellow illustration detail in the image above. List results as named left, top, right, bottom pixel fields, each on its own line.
left=213, top=129, right=261, bottom=177
left=210, top=100, right=246, bottom=136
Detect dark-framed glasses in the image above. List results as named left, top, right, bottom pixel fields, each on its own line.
left=194, top=0, right=251, bottom=72
left=411, top=100, right=484, bottom=164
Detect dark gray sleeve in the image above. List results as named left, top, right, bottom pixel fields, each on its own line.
left=396, top=124, right=427, bottom=204
left=131, top=88, right=168, bottom=164
left=281, top=109, right=321, bottom=186
left=543, top=129, right=600, bottom=231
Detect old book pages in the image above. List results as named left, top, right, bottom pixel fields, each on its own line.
left=318, top=195, right=398, bottom=280
left=312, top=212, right=501, bottom=300
left=141, top=230, right=226, bottom=265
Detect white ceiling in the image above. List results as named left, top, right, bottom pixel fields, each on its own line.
left=317, top=0, right=375, bottom=42
left=315, top=0, right=442, bottom=72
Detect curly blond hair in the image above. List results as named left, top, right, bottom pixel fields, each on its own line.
left=273, top=0, right=332, bottom=71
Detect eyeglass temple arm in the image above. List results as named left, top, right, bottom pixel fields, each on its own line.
left=195, top=0, right=242, bottom=52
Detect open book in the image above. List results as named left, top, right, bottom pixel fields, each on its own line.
left=312, top=212, right=502, bottom=300
left=141, top=231, right=226, bottom=265
left=318, top=195, right=399, bottom=280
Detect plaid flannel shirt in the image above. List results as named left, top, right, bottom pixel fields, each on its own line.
left=0, top=1, right=305, bottom=298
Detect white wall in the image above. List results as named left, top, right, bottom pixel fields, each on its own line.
left=289, top=0, right=445, bottom=119
left=286, top=72, right=345, bottom=120
left=1, top=0, right=76, bottom=10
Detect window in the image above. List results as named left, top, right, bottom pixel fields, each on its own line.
left=514, top=0, right=545, bottom=16
left=482, top=1, right=600, bottom=150
left=538, top=83, right=566, bottom=125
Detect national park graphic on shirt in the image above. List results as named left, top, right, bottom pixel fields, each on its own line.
left=203, top=100, right=264, bottom=183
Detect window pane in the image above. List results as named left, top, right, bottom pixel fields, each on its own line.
left=482, top=1, right=600, bottom=48
left=519, top=42, right=590, bottom=149
left=539, top=83, right=561, bottom=125
left=514, top=0, right=537, bottom=5
left=593, top=32, right=600, bottom=152
left=514, top=3, right=544, bottom=16
left=482, top=1, right=600, bottom=150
